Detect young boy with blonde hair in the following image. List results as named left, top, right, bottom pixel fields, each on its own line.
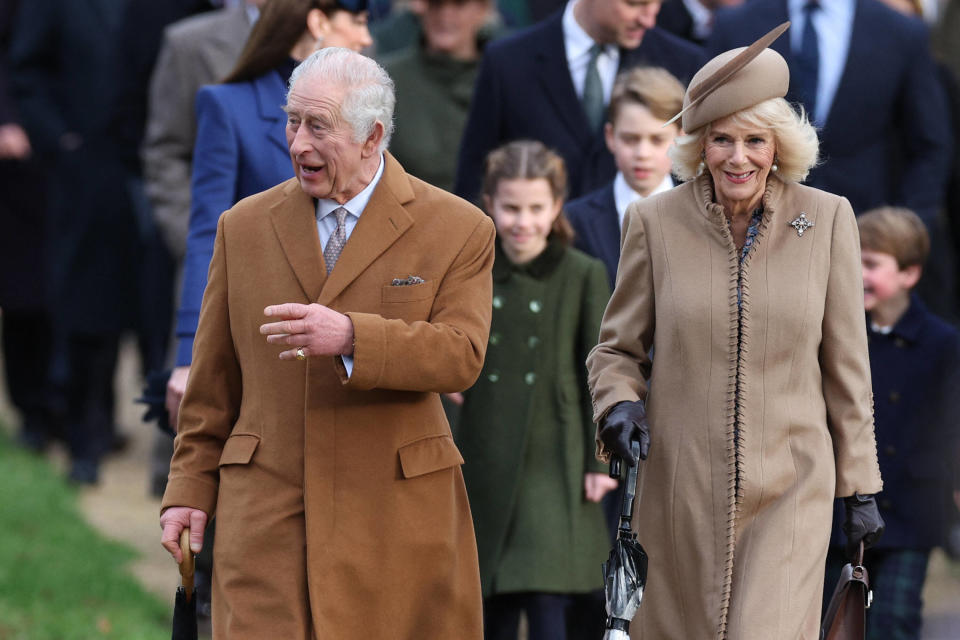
left=825, top=206, right=960, bottom=640
left=566, top=66, right=685, bottom=288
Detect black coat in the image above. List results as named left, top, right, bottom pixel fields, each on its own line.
left=8, top=0, right=140, bottom=333
left=0, top=0, right=46, bottom=311
left=830, top=296, right=960, bottom=549
left=454, top=12, right=702, bottom=203
left=565, top=182, right=620, bottom=290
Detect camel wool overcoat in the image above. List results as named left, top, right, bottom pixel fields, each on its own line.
left=587, top=174, right=883, bottom=640
left=161, top=154, right=494, bottom=639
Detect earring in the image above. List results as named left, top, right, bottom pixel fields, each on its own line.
left=772, top=155, right=779, bottom=172
left=696, top=161, right=705, bottom=177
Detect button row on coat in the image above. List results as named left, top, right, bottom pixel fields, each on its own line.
left=491, top=295, right=543, bottom=313
left=485, top=369, right=538, bottom=385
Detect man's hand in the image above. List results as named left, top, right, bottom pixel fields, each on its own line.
left=160, top=506, right=208, bottom=564
left=260, top=303, right=355, bottom=360
left=0, top=124, right=31, bottom=160
left=584, top=472, right=619, bottom=502
left=443, top=392, right=464, bottom=405
left=166, top=366, right=191, bottom=430
left=598, top=400, right=651, bottom=466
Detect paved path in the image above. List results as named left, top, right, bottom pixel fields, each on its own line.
left=1, top=337, right=958, bottom=636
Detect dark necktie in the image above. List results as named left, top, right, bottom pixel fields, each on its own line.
left=794, top=0, right=820, bottom=121
left=582, top=44, right=605, bottom=132
left=323, top=207, right=349, bottom=274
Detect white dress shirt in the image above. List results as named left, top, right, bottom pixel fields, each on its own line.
left=314, top=153, right=385, bottom=375
left=613, top=172, right=674, bottom=228
left=563, top=0, right=619, bottom=104
left=788, top=0, right=855, bottom=126
left=682, top=0, right=714, bottom=42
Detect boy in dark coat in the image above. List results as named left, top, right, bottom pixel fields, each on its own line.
left=825, top=206, right=960, bottom=640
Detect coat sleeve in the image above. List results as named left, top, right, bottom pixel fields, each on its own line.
left=174, top=87, right=240, bottom=366
left=893, top=20, right=953, bottom=229
left=578, top=257, right=611, bottom=473
left=586, top=205, right=656, bottom=462
left=453, top=50, right=502, bottom=204
left=343, top=215, right=496, bottom=393
left=819, top=198, right=883, bottom=497
left=161, top=214, right=243, bottom=517
left=143, top=27, right=201, bottom=261
left=6, top=0, right=67, bottom=155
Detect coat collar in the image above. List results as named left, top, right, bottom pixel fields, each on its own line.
left=269, top=152, right=415, bottom=304
left=693, top=172, right=784, bottom=229
left=252, top=70, right=290, bottom=155
left=492, top=236, right=566, bottom=282
left=869, top=293, right=926, bottom=343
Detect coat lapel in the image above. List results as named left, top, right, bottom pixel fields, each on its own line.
left=270, top=180, right=327, bottom=302
left=595, top=186, right=622, bottom=270
left=253, top=72, right=290, bottom=156
left=820, top=0, right=867, bottom=139
left=317, top=153, right=414, bottom=306
left=535, top=16, right=592, bottom=147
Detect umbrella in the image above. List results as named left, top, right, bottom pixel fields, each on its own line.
left=602, top=440, right=648, bottom=640
left=172, top=527, right=198, bottom=640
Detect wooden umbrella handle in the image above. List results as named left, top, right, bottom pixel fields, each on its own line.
left=179, top=527, right=195, bottom=600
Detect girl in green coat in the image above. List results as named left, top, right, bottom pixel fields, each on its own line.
left=453, top=140, right=616, bottom=640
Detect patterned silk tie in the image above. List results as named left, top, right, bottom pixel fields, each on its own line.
left=323, top=206, right=349, bottom=274
left=582, top=43, right=605, bottom=132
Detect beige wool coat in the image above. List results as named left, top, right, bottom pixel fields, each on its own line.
left=587, top=174, right=883, bottom=639
left=161, top=154, right=493, bottom=639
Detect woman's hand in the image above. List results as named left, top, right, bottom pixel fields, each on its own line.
left=598, top=400, right=650, bottom=466
left=584, top=472, right=619, bottom=502
left=841, top=493, right=885, bottom=559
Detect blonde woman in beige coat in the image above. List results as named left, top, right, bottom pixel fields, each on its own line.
left=586, top=26, right=885, bottom=639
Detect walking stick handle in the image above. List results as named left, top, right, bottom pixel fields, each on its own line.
left=179, top=527, right=195, bottom=601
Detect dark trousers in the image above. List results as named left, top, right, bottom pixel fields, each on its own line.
left=485, top=592, right=572, bottom=640
left=59, top=332, right=119, bottom=464
left=824, top=546, right=931, bottom=640
left=1, top=310, right=54, bottom=443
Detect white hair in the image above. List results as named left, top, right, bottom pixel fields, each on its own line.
left=288, top=48, right=396, bottom=152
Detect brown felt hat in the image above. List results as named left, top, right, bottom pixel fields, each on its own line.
left=669, top=22, right=791, bottom=133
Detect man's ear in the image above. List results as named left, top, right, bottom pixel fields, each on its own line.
left=361, top=121, right=385, bottom=157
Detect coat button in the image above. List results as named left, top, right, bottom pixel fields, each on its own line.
left=894, top=337, right=906, bottom=348
left=888, top=390, right=901, bottom=403
left=880, top=498, right=893, bottom=510
left=489, top=332, right=500, bottom=346
left=884, top=445, right=897, bottom=456
left=529, top=300, right=542, bottom=313
left=527, top=336, right=540, bottom=349
left=524, top=372, right=536, bottom=385
left=493, top=295, right=503, bottom=309
left=488, top=371, right=500, bottom=383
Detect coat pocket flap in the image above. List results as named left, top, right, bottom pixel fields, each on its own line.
left=398, top=434, right=464, bottom=478
left=381, top=280, right=436, bottom=303
left=219, top=434, right=260, bottom=466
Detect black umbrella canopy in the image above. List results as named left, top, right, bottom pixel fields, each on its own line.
left=602, top=441, right=648, bottom=639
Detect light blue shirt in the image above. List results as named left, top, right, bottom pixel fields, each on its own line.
left=314, top=153, right=385, bottom=376
left=788, top=0, right=855, bottom=126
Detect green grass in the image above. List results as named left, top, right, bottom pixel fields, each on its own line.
left=0, top=433, right=171, bottom=639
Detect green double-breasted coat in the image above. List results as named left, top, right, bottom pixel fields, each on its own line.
left=456, top=240, right=611, bottom=597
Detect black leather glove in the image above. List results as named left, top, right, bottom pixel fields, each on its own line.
left=842, top=493, right=885, bottom=560
left=598, top=400, right=650, bottom=467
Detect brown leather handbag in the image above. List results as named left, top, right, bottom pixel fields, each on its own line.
left=821, top=543, right=872, bottom=640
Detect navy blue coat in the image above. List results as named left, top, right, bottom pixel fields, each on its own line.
left=830, top=296, right=960, bottom=550
left=707, top=0, right=953, bottom=229
left=175, top=69, right=294, bottom=365
left=565, top=182, right=620, bottom=289
left=454, top=12, right=702, bottom=203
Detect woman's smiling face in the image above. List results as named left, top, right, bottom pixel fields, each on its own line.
left=703, top=114, right=777, bottom=216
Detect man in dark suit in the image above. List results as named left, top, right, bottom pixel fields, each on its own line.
left=706, top=0, right=952, bottom=231
left=454, top=0, right=702, bottom=203
left=9, top=0, right=141, bottom=484
left=657, top=0, right=744, bottom=45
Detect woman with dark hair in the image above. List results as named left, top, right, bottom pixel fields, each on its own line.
left=167, top=0, right=372, bottom=419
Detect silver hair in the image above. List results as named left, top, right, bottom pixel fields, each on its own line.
left=287, top=48, right=396, bottom=152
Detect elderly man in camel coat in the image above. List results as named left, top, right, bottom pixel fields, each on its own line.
left=158, top=48, right=493, bottom=639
